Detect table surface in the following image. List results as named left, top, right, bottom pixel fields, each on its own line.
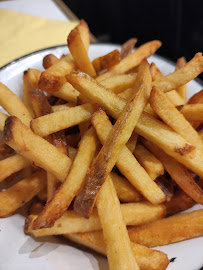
left=0, top=0, right=69, bottom=20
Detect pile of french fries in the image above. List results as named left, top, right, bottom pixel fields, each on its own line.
left=0, top=19, right=203, bottom=270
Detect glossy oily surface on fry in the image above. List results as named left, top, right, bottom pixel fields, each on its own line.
left=0, top=44, right=203, bottom=270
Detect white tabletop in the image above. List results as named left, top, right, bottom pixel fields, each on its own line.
left=0, top=0, right=69, bottom=21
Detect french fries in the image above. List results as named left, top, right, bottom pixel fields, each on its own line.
left=1, top=19, right=203, bottom=270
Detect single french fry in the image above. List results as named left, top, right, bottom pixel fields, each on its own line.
left=32, top=127, right=99, bottom=229
left=43, top=54, right=59, bottom=69
left=0, top=82, right=32, bottom=126
left=188, top=89, right=203, bottom=104
left=74, top=61, right=152, bottom=218
left=149, top=86, right=203, bottom=151
left=96, top=176, right=140, bottom=270
left=31, top=103, right=94, bottom=137
left=111, top=172, right=142, bottom=202
left=65, top=231, right=169, bottom=270
left=118, top=87, right=134, bottom=100
left=4, top=117, right=72, bottom=181
left=0, top=154, right=30, bottom=182
left=164, top=190, right=195, bottom=216
left=128, top=209, right=203, bottom=247
left=120, top=38, right=138, bottom=59
left=92, top=110, right=165, bottom=205
left=180, top=104, right=203, bottom=121
left=134, top=144, right=164, bottom=180
left=101, top=73, right=137, bottom=94
left=52, top=102, right=75, bottom=112
left=126, top=132, right=138, bottom=153
left=142, top=139, right=203, bottom=205
left=152, top=53, right=203, bottom=92
left=0, top=170, right=46, bottom=217
left=27, top=201, right=165, bottom=236
left=23, top=71, right=35, bottom=117
left=92, top=49, right=120, bottom=73
left=68, top=29, right=96, bottom=77
left=26, top=68, right=41, bottom=89
left=96, top=40, right=161, bottom=80
left=175, top=57, right=187, bottom=102
left=75, top=19, right=90, bottom=52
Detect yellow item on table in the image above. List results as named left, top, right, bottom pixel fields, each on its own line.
left=0, top=9, right=78, bottom=67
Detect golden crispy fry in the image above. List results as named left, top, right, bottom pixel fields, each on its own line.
left=92, top=107, right=166, bottom=205
left=97, top=40, right=161, bottom=80
left=180, top=104, right=203, bottom=121
left=0, top=154, right=30, bottom=182
left=134, top=144, right=164, bottom=180
left=32, top=127, right=99, bottom=229
left=23, top=71, right=35, bottom=117
left=188, top=89, right=203, bottom=104
left=92, top=49, right=120, bottom=72
left=153, top=53, right=203, bottom=92
left=126, top=132, right=138, bottom=153
left=96, top=176, right=139, bottom=270
left=120, top=38, right=138, bottom=59
left=29, top=200, right=44, bottom=215
left=142, top=139, right=203, bottom=205
left=128, top=209, right=203, bottom=247
left=75, top=19, right=90, bottom=51
left=164, top=190, right=195, bottom=216
left=52, top=102, right=75, bottom=112
left=118, top=87, right=134, bottom=100
left=43, top=54, right=59, bottom=69
left=4, top=117, right=72, bottom=181
left=68, top=29, right=96, bottom=77
left=149, top=86, right=203, bottom=151
left=136, top=112, right=203, bottom=178
left=0, top=170, right=46, bottom=217
left=74, top=61, right=151, bottom=218
left=110, top=172, right=142, bottom=202
left=66, top=232, right=169, bottom=270
left=175, top=57, right=187, bottom=102
left=31, top=103, right=94, bottom=137
left=0, top=82, right=32, bottom=126
left=27, top=201, right=165, bottom=236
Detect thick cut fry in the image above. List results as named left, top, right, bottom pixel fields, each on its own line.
left=152, top=53, right=203, bottom=92
left=31, top=103, right=94, bottom=137
left=175, top=56, right=187, bottom=102
left=75, top=19, right=90, bottom=51
left=136, top=112, right=203, bottom=178
left=0, top=170, right=46, bottom=217
left=149, top=86, right=203, bottom=151
left=26, top=202, right=165, bottom=236
left=74, top=61, right=151, bottom=218
left=66, top=70, right=203, bottom=178
left=4, top=117, right=72, bottom=181
left=134, top=144, right=164, bottom=180
left=96, top=176, right=139, bottom=270
left=52, top=102, right=75, bottom=112
left=120, top=38, right=138, bottom=59
left=92, top=110, right=165, bottom=205
left=92, top=49, right=120, bottom=72
left=128, top=209, right=203, bottom=247
left=180, top=104, right=203, bottom=121
left=32, top=127, right=99, bottom=229
left=43, top=54, right=59, bottom=69
left=0, top=154, right=30, bottom=182
left=142, top=139, right=203, bottom=205
left=23, top=71, right=35, bottom=117
left=111, top=172, right=142, bottom=202
left=65, top=232, right=169, bottom=270
left=0, top=82, right=32, bottom=126
left=118, top=87, right=134, bottom=100
left=68, top=29, right=96, bottom=77
left=126, top=132, right=138, bottom=153
left=26, top=68, right=41, bottom=89
left=164, top=190, right=195, bottom=216
left=96, top=40, right=161, bottom=81
left=101, top=73, right=137, bottom=94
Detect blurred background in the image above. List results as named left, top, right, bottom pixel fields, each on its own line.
left=63, top=0, right=203, bottom=79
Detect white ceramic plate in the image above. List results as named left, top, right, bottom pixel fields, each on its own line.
left=0, top=44, right=202, bottom=270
